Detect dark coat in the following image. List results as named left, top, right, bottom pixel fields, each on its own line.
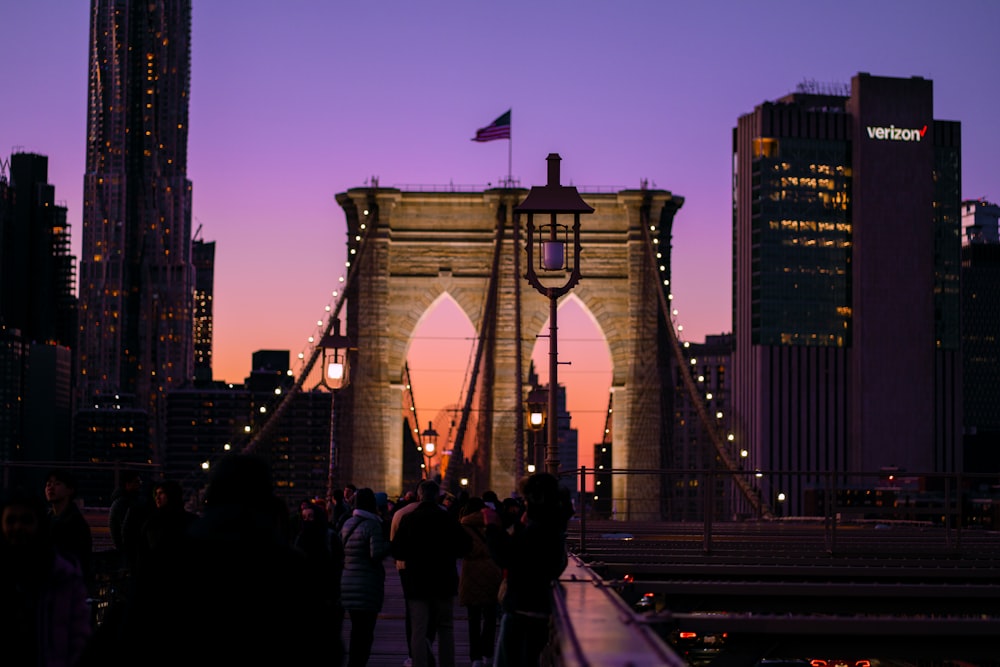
left=391, top=500, right=472, bottom=599
left=48, top=502, right=93, bottom=586
left=83, top=502, right=332, bottom=666
left=135, top=505, right=198, bottom=575
left=107, top=486, right=134, bottom=551
left=339, top=509, right=389, bottom=611
left=293, top=519, right=344, bottom=606
left=0, top=542, right=92, bottom=667
left=458, top=511, right=503, bottom=607
left=485, top=517, right=567, bottom=615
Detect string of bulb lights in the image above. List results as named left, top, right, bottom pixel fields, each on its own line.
left=640, top=212, right=771, bottom=518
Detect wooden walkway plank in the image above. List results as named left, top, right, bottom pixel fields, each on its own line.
left=343, top=560, right=482, bottom=667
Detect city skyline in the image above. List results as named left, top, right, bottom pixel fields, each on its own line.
left=3, top=1, right=999, bottom=455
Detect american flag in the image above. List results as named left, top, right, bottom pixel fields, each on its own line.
left=472, top=109, right=511, bottom=142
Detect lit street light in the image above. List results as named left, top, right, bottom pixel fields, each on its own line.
left=525, top=387, right=548, bottom=473
left=318, top=318, right=352, bottom=498
left=517, top=154, right=594, bottom=477
left=421, top=421, right=440, bottom=480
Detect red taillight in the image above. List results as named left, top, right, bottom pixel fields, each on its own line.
left=678, top=631, right=697, bottom=639
left=855, top=662, right=871, bottom=667
left=810, top=661, right=827, bottom=667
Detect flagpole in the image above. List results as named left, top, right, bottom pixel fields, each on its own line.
left=508, top=134, right=512, bottom=186
left=507, top=109, right=513, bottom=186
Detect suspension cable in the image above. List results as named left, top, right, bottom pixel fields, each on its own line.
left=639, top=196, right=772, bottom=519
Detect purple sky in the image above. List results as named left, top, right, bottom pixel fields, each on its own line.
left=3, top=1, right=999, bottom=457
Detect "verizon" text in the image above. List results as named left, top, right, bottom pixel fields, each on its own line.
left=865, top=124, right=928, bottom=142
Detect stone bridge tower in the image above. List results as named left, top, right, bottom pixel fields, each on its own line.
left=333, top=183, right=683, bottom=514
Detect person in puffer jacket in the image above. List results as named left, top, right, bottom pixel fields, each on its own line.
left=340, top=487, right=389, bottom=667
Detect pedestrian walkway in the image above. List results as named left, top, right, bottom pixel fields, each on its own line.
left=343, top=559, right=479, bottom=667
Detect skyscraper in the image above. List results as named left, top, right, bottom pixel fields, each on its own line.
left=78, top=0, right=194, bottom=461
left=192, top=238, right=215, bottom=385
left=1, top=153, right=77, bottom=348
left=961, top=199, right=1000, bottom=473
left=732, top=74, right=962, bottom=512
left=0, top=153, right=77, bottom=476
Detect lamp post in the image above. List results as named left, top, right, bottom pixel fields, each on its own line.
left=517, top=154, right=594, bottom=477
left=526, top=387, right=548, bottom=473
left=318, top=318, right=351, bottom=498
left=420, top=421, right=439, bottom=480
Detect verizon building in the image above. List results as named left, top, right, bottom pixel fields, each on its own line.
left=732, top=74, right=961, bottom=511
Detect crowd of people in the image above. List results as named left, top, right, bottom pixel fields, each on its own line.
left=0, top=455, right=574, bottom=667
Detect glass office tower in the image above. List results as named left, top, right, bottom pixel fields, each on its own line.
left=732, top=74, right=962, bottom=513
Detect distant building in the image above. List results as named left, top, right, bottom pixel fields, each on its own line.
left=524, top=367, right=578, bottom=491
left=0, top=331, right=29, bottom=471
left=1, top=153, right=77, bottom=348
left=243, top=351, right=333, bottom=505
left=669, top=333, right=734, bottom=521
left=961, top=199, right=1000, bottom=475
left=962, top=198, right=1000, bottom=246
left=165, top=383, right=250, bottom=506
left=73, top=394, right=150, bottom=504
left=0, top=153, right=76, bottom=481
left=554, top=383, right=578, bottom=491
left=77, top=0, right=195, bottom=463
left=732, top=73, right=962, bottom=514
left=192, top=239, right=216, bottom=385
left=164, top=350, right=333, bottom=508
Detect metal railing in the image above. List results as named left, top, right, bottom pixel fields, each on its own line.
left=563, top=466, right=1000, bottom=555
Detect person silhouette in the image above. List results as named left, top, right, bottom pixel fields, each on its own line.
left=293, top=500, right=345, bottom=666
left=44, top=469, right=93, bottom=590
left=458, top=496, right=503, bottom=667
left=81, top=454, right=330, bottom=666
left=1, top=487, right=92, bottom=666
left=340, top=487, right=390, bottom=667
left=391, top=480, right=472, bottom=667
left=483, top=473, right=572, bottom=667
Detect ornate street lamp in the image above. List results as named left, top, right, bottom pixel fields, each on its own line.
left=420, top=421, right=439, bottom=480
left=525, top=387, right=548, bottom=472
left=517, top=154, right=594, bottom=477
left=319, top=318, right=351, bottom=389
left=318, top=318, right=352, bottom=497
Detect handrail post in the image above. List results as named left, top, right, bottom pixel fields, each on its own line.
left=824, top=470, right=831, bottom=553
left=827, top=470, right=837, bottom=554
left=578, top=466, right=587, bottom=555
left=956, top=472, right=963, bottom=549
left=703, top=469, right=714, bottom=554
left=945, top=474, right=953, bottom=549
